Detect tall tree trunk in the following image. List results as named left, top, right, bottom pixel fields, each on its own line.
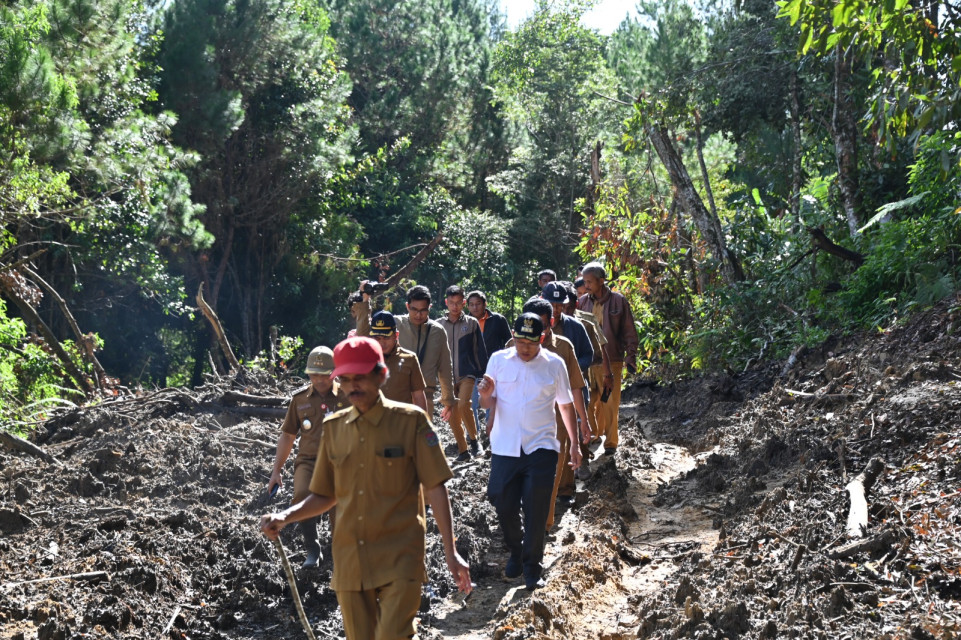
left=832, top=44, right=862, bottom=237
left=692, top=112, right=717, bottom=218
left=647, top=124, right=743, bottom=284
left=790, top=67, right=803, bottom=227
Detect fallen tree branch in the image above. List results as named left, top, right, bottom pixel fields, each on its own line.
left=828, top=529, right=898, bottom=559
left=221, top=391, right=288, bottom=407
left=1, top=570, right=109, bottom=591
left=196, top=283, right=241, bottom=372
left=0, top=271, right=94, bottom=396
left=0, top=431, right=61, bottom=466
left=845, top=457, right=885, bottom=538
left=383, top=232, right=444, bottom=291
left=22, top=266, right=108, bottom=391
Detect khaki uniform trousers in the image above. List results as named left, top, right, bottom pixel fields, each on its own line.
left=336, top=579, right=421, bottom=640
left=293, top=458, right=335, bottom=531
left=449, top=377, right=478, bottom=453
left=588, top=365, right=622, bottom=449
left=546, top=418, right=577, bottom=530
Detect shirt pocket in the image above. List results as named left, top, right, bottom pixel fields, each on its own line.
left=372, top=447, right=414, bottom=498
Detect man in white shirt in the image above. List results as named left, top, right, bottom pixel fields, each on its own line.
left=477, top=312, right=581, bottom=590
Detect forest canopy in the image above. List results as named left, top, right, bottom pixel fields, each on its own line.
left=1, top=0, right=959, bottom=427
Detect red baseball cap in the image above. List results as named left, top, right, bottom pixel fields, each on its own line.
left=331, top=336, right=384, bottom=378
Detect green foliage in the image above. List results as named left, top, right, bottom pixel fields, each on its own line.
left=491, top=0, right=620, bottom=273
left=0, top=298, right=87, bottom=431
left=778, top=0, right=961, bottom=153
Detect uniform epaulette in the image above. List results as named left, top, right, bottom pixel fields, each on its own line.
left=291, top=382, right=312, bottom=397
left=324, top=405, right=353, bottom=422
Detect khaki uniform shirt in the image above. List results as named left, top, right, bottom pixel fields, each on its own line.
left=381, top=346, right=427, bottom=405
left=353, top=300, right=456, bottom=407
left=574, top=309, right=608, bottom=367
left=311, top=393, right=454, bottom=591
left=281, top=383, right=348, bottom=460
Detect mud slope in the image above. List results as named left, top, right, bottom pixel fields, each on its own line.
left=2, top=297, right=960, bottom=639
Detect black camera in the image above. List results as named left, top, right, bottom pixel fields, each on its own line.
left=362, top=281, right=390, bottom=296
left=601, top=387, right=612, bottom=403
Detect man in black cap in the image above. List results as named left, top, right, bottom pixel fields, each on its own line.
left=368, top=310, right=429, bottom=412
left=477, top=313, right=581, bottom=590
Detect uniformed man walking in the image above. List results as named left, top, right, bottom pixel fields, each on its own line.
left=369, top=310, right=429, bottom=411
left=267, top=346, right=347, bottom=568
left=261, top=336, right=472, bottom=639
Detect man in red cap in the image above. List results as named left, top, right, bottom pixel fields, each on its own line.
left=261, top=336, right=471, bottom=639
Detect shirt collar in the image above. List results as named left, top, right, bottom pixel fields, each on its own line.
left=344, top=391, right=386, bottom=425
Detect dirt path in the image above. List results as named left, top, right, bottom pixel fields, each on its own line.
left=426, top=410, right=719, bottom=639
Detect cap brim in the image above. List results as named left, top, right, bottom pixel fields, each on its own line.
left=368, top=329, right=395, bottom=337
left=305, top=367, right=334, bottom=375
left=330, top=362, right=377, bottom=378
left=512, top=332, right=541, bottom=343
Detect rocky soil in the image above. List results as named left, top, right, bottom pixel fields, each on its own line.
left=2, top=297, right=961, bottom=639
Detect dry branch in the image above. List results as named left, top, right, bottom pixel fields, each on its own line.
left=196, top=283, right=241, bottom=371
left=845, top=457, right=885, bottom=538
left=0, top=272, right=94, bottom=396
left=807, top=227, right=864, bottom=266
left=828, top=529, right=898, bottom=559
left=221, top=391, right=288, bottom=407
left=1, top=570, right=109, bottom=591
left=22, top=266, right=108, bottom=391
left=0, top=431, right=61, bottom=466
left=383, top=232, right=444, bottom=291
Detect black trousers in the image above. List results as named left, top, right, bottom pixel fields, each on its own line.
left=487, top=448, right=558, bottom=583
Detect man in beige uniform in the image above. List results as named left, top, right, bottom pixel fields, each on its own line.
left=267, top=346, right=348, bottom=567
left=352, top=283, right=455, bottom=421
left=261, top=337, right=471, bottom=640
left=369, top=310, right=429, bottom=411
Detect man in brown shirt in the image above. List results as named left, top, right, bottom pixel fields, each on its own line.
left=267, top=346, right=348, bottom=567
left=577, top=261, right=639, bottom=457
left=261, top=337, right=471, bottom=639
left=369, top=310, right=428, bottom=412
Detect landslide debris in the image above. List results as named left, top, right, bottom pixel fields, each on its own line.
left=2, top=297, right=961, bottom=639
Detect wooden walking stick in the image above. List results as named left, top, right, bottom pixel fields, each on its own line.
left=271, top=538, right=318, bottom=640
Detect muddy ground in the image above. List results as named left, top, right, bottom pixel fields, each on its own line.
left=2, top=297, right=961, bottom=639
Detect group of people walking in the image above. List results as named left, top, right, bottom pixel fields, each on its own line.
left=260, top=262, right=638, bottom=639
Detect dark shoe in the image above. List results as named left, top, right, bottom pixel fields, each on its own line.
left=468, top=438, right=480, bottom=457
left=300, top=518, right=322, bottom=568
left=604, top=447, right=617, bottom=457
left=525, top=577, right=546, bottom=591
left=505, top=556, right=523, bottom=579
left=455, top=451, right=471, bottom=463
left=557, top=494, right=574, bottom=506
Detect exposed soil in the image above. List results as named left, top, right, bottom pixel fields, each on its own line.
left=3, top=296, right=961, bottom=639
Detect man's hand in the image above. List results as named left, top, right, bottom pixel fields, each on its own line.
left=446, top=551, right=473, bottom=595
left=580, top=422, right=593, bottom=445
left=359, top=279, right=370, bottom=302
left=476, top=374, right=495, bottom=399
left=260, top=513, right=288, bottom=540
left=569, top=444, right=582, bottom=470
left=267, top=471, right=282, bottom=497
left=440, top=405, right=453, bottom=421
